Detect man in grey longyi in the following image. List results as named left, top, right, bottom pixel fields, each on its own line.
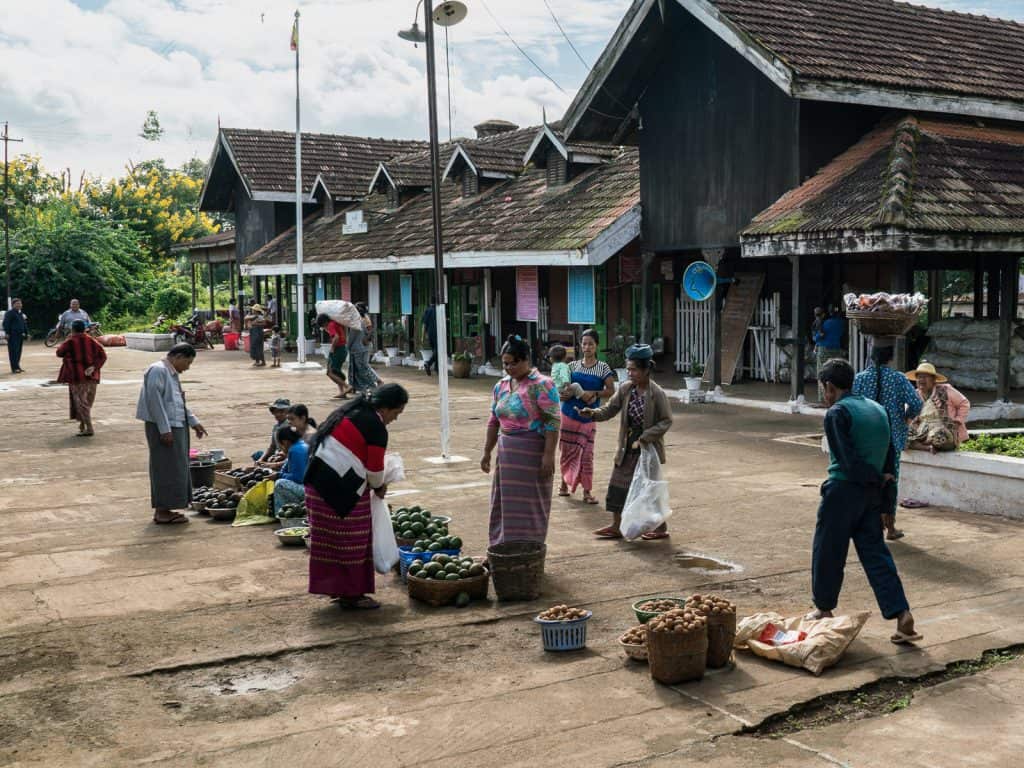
left=136, top=343, right=208, bottom=525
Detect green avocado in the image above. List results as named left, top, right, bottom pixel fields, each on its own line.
left=455, top=592, right=471, bottom=608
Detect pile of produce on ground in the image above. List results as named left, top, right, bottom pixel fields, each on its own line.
left=636, top=599, right=682, bottom=613
left=537, top=604, right=590, bottom=622
left=392, top=506, right=462, bottom=552
left=196, top=488, right=242, bottom=510
left=685, top=593, right=737, bottom=618
left=275, top=527, right=308, bottom=547
left=648, top=607, right=707, bottom=634
left=923, top=318, right=1024, bottom=391
left=406, top=552, right=490, bottom=607
left=276, top=502, right=307, bottom=521
left=534, top=604, right=593, bottom=652
left=222, top=466, right=276, bottom=491
left=960, top=433, right=1024, bottom=457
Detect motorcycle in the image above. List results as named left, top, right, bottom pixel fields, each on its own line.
left=169, top=312, right=214, bottom=349
left=45, top=318, right=102, bottom=347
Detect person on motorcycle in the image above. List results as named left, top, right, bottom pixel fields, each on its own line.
left=59, top=299, right=91, bottom=331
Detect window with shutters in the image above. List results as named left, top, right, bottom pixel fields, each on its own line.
left=546, top=150, right=567, bottom=186
left=462, top=170, right=479, bottom=197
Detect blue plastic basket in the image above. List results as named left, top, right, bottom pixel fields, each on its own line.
left=398, top=546, right=462, bottom=582
left=534, top=611, right=593, bottom=651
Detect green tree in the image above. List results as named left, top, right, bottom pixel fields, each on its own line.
left=7, top=199, right=153, bottom=331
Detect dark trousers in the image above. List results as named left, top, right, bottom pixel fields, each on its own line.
left=424, top=337, right=438, bottom=374
left=812, top=479, right=910, bottom=620
left=7, top=334, right=23, bottom=372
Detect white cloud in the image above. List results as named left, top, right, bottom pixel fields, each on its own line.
left=0, top=0, right=625, bottom=179
left=1, top=0, right=1021, bottom=181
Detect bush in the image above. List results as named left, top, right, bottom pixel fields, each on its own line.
left=151, top=286, right=192, bottom=318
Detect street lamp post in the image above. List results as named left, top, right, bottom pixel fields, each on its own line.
left=400, top=1, right=466, bottom=460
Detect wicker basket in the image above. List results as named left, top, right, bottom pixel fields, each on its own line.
left=647, top=624, right=708, bottom=685
left=407, top=570, right=489, bottom=607
left=846, top=309, right=920, bottom=338
left=488, top=541, right=546, bottom=601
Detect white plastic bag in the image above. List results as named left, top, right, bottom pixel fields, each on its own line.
left=315, top=299, right=362, bottom=329
left=618, top=444, right=672, bottom=540
left=371, top=453, right=406, bottom=574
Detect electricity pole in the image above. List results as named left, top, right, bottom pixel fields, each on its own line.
left=3, top=122, right=24, bottom=309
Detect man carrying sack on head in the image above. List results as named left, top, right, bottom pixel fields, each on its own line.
left=809, top=358, right=922, bottom=646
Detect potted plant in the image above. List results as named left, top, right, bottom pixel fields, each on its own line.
left=452, top=350, right=473, bottom=378
left=605, top=321, right=634, bottom=382
left=381, top=318, right=406, bottom=357
left=684, top=359, right=704, bottom=392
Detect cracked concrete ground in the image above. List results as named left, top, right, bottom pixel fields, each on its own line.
left=1, top=342, right=1023, bottom=767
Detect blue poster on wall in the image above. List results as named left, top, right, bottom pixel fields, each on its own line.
left=400, top=274, right=413, bottom=316
left=568, top=267, right=596, bottom=325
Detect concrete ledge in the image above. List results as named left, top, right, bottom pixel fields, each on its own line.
left=124, top=333, right=174, bottom=352
left=900, top=448, right=1024, bottom=519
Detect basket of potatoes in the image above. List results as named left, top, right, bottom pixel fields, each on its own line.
left=534, top=604, right=592, bottom=651
left=631, top=597, right=686, bottom=624
left=646, top=608, right=708, bottom=684
left=618, top=624, right=649, bottom=662
left=685, top=594, right=737, bottom=669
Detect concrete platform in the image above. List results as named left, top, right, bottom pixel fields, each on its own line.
left=2, top=341, right=1024, bottom=766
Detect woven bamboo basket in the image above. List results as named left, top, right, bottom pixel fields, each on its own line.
left=845, top=309, right=920, bottom=338
left=705, top=612, right=738, bottom=668
left=406, top=570, right=489, bottom=607
left=488, top=541, right=546, bottom=601
left=647, top=624, right=708, bottom=684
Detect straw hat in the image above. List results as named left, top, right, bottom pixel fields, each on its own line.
left=250, top=304, right=265, bottom=313
left=905, top=361, right=948, bottom=383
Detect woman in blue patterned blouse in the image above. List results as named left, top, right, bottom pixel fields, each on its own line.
left=851, top=343, right=922, bottom=540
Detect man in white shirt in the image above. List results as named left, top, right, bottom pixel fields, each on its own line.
left=59, top=299, right=91, bottom=331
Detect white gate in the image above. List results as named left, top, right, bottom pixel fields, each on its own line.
left=848, top=322, right=871, bottom=371
left=675, top=293, right=713, bottom=373
left=743, top=292, right=781, bottom=382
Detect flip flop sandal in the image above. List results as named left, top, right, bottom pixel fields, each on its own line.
left=900, top=498, right=929, bottom=509
left=640, top=531, right=670, bottom=540
left=153, top=514, right=189, bottom=525
left=890, top=630, right=923, bottom=644
left=557, top=490, right=571, bottom=497
left=583, top=495, right=600, bottom=505
left=887, top=530, right=906, bottom=540
left=593, top=527, right=622, bottom=539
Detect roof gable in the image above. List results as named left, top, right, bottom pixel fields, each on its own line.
left=564, top=0, right=1024, bottom=141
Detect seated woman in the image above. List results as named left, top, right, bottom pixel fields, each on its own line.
left=272, top=424, right=309, bottom=513
left=286, top=404, right=318, bottom=449
left=905, top=362, right=970, bottom=453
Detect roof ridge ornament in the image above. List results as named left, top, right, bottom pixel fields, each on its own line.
left=876, top=117, right=920, bottom=228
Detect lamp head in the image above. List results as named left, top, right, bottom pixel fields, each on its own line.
left=398, top=21, right=427, bottom=43
left=433, top=1, right=468, bottom=26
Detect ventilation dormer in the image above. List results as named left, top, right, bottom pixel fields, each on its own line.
left=442, top=144, right=517, bottom=198
left=368, top=160, right=431, bottom=210
left=524, top=124, right=619, bottom=189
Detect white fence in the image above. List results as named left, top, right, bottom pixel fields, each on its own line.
left=848, top=322, right=871, bottom=371
left=675, top=294, right=713, bottom=373
left=743, top=293, right=782, bottom=382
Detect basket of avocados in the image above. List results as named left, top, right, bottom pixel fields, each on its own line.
left=406, top=554, right=489, bottom=606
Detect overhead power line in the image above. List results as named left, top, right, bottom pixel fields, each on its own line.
left=479, top=0, right=565, bottom=93
left=542, top=0, right=591, bottom=70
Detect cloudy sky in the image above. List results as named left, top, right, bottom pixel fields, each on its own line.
left=1, top=0, right=1022, bottom=180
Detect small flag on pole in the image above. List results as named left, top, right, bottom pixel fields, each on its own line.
left=290, top=16, right=298, bottom=51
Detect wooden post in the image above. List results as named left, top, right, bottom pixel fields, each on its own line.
left=229, top=259, right=236, bottom=301
left=890, top=254, right=912, bottom=372
left=703, top=249, right=724, bottom=388
left=190, top=260, right=197, bottom=310
left=987, top=262, right=1000, bottom=320
left=639, top=251, right=654, bottom=344
left=207, top=259, right=215, bottom=315
left=973, top=257, right=984, bottom=319
left=927, top=270, right=942, bottom=324
left=997, top=255, right=1017, bottom=402
left=789, top=253, right=804, bottom=402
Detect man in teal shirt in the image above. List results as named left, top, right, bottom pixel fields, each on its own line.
left=810, top=359, right=922, bottom=644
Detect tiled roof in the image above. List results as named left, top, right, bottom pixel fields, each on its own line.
left=742, top=115, right=1024, bottom=238
left=170, top=229, right=235, bottom=251
left=220, top=129, right=426, bottom=199
left=711, top=0, right=1024, bottom=103
left=247, top=146, right=640, bottom=266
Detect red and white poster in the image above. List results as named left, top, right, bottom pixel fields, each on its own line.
left=515, top=266, right=539, bottom=322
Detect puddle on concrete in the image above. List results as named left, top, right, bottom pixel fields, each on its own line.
left=674, top=552, right=743, bottom=574
left=204, top=668, right=299, bottom=696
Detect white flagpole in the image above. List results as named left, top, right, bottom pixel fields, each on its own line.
left=293, top=9, right=307, bottom=364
